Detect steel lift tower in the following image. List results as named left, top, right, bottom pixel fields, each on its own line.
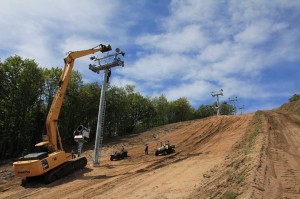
left=211, top=89, right=223, bottom=116
left=238, top=105, right=245, bottom=115
left=89, top=48, right=125, bottom=167
left=228, top=96, right=238, bottom=115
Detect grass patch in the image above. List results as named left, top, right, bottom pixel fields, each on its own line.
left=223, top=191, right=237, bottom=199
left=234, top=110, right=263, bottom=154
left=206, top=111, right=264, bottom=198
left=235, top=172, right=248, bottom=185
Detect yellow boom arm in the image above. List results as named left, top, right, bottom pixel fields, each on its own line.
left=44, top=44, right=111, bottom=152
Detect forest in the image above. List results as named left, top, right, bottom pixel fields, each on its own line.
left=0, top=55, right=233, bottom=160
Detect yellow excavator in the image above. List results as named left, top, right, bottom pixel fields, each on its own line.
left=13, top=44, right=112, bottom=184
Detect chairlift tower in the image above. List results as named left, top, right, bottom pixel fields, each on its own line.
left=211, top=89, right=223, bottom=116
left=238, top=105, right=245, bottom=115
left=89, top=48, right=125, bottom=167
left=228, top=96, right=238, bottom=115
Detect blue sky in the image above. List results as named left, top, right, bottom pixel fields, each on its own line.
left=1, top=0, right=300, bottom=113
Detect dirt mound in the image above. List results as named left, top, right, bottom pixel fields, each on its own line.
left=1, top=110, right=300, bottom=199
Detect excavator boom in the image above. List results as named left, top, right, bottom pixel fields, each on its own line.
left=46, top=44, right=111, bottom=152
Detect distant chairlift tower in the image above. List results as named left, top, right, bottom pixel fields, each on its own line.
left=228, top=96, right=238, bottom=115
left=89, top=48, right=125, bottom=167
left=211, top=89, right=223, bottom=116
left=238, top=105, right=245, bottom=115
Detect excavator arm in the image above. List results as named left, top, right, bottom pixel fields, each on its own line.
left=43, top=44, right=111, bottom=152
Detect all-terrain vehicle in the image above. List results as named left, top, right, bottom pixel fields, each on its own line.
left=110, top=147, right=128, bottom=161
left=155, top=141, right=175, bottom=156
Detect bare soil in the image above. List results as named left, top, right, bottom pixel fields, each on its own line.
left=1, top=109, right=300, bottom=198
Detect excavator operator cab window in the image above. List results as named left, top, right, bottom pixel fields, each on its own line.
left=36, top=145, right=49, bottom=153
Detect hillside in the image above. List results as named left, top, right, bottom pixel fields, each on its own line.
left=1, top=106, right=300, bottom=198
left=279, top=98, right=300, bottom=115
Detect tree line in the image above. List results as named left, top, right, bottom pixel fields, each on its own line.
left=0, top=55, right=233, bottom=160
left=289, top=94, right=300, bottom=102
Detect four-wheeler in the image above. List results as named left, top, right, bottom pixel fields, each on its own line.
left=12, top=44, right=112, bottom=185
left=155, top=140, right=175, bottom=156
left=110, top=146, right=128, bottom=161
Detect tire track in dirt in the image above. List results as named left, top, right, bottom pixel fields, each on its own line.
left=257, top=111, right=300, bottom=198
left=80, top=115, right=253, bottom=198
left=173, top=115, right=249, bottom=155
left=0, top=114, right=254, bottom=199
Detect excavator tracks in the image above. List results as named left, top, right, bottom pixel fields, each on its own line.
left=21, top=157, right=87, bottom=186
left=43, top=157, right=87, bottom=184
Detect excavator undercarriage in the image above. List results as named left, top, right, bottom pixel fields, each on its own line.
left=42, top=156, right=87, bottom=184
left=19, top=156, right=87, bottom=186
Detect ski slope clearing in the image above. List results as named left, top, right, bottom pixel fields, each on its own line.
left=1, top=106, right=300, bottom=198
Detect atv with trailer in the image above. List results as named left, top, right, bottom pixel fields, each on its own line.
left=155, top=140, right=175, bottom=156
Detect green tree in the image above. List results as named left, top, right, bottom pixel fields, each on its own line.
left=126, top=92, right=150, bottom=133
left=168, top=97, right=194, bottom=123
left=0, top=61, right=9, bottom=158
left=59, top=70, right=83, bottom=145
left=195, top=104, right=214, bottom=118
left=0, top=56, right=44, bottom=158
left=105, top=86, right=128, bottom=137
left=151, top=95, right=169, bottom=126
left=0, top=61, right=8, bottom=101
left=42, top=67, right=62, bottom=110
left=138, top=97, right=156, bottom=130
left=289, top=94, right=300, bottom=102
left=220, top=101, right=233, bottom=115
left=77, top=82, right=102, bottom=139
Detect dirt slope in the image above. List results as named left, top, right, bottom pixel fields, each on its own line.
left=279, top=99, right=300, bottom=115
left=1, top=109, right=300, bottom=199
left=252, top=110, right=300, bottom=198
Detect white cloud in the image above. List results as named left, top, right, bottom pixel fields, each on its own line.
left=234, top=20, right=289, bottom=45
left=136, top=25, right=208, bottom=53
left=123, top=53, right=196, bottom=82
left=166, top=0, right=221, bottom=30
left=110, top=76, right=136, bottom=89
left=59, top=36, right=112, bottom=57
left=0, top=0, right=129, bottom=67
left=128, top=0, right=300, bottom=108
left=198, top=41, right=232, bottom=63
left=218, top=78, right=267, bottom=99
left=234, top=21, right=272, bottom=45
left=163, top=80, right=215, bottom=104
left=1, top=0, right=300, bottom=112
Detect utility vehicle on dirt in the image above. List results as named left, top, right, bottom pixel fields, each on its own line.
left=110, top=147, right=128, bottom=161
left=155, top=141, right=175, bottom=156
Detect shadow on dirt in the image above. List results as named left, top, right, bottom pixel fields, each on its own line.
left=21, top=167, right=93, bottom=188
left=134, top=152, right=204, bottom=173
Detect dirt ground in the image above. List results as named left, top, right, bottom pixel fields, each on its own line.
left=1, top=109, right=300, bottom=198
left=252, top=111, right=300, bottom=198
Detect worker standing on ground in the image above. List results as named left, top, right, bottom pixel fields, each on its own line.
left=144, top=144, right=148, bottom=155
left=71, top=149, right=76, bottom=159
